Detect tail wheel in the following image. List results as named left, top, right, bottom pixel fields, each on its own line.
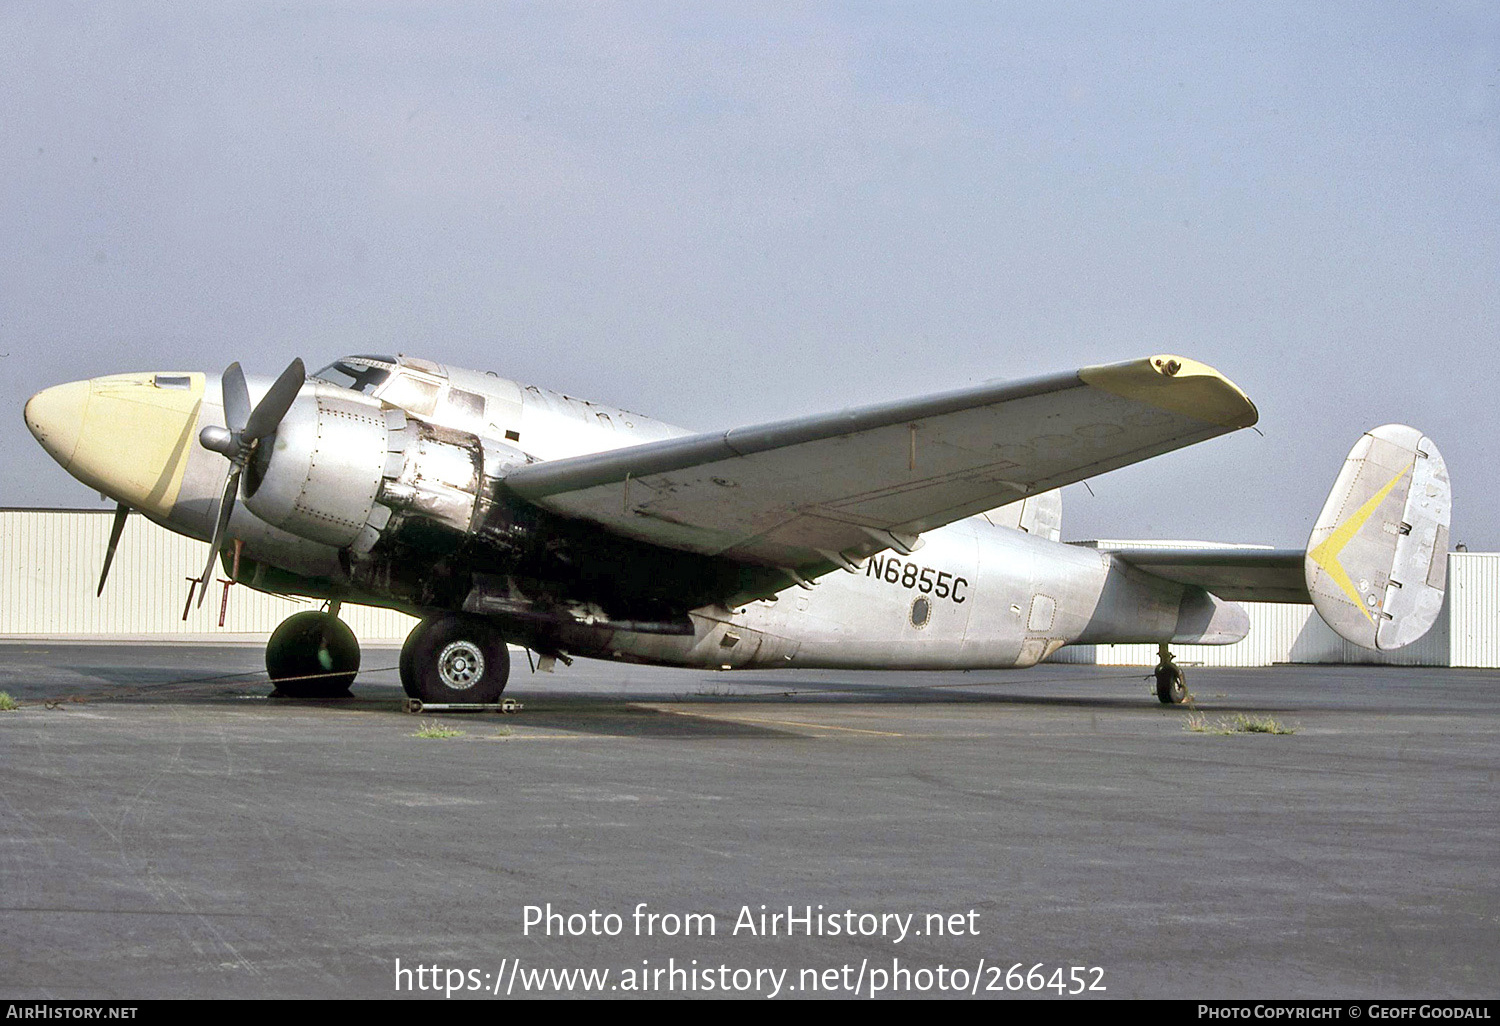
left=266, top=611, right=360, bottom=697
left=1155, top=662, right=1187, bottom=705
left=400, top=613, right=510, bottom=704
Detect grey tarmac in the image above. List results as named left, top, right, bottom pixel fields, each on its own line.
left=0, top=642, right=1495, bottom=999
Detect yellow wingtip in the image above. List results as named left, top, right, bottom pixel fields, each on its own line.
left=1079, top=354, right=1258, bottom=430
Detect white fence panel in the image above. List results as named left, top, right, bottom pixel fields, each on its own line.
left=0, top=511, right=1490, bottom=664
left=0, top=509, right=417, bottom=642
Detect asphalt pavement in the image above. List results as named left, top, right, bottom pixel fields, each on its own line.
left=0, top=643, right=1494, bottom=999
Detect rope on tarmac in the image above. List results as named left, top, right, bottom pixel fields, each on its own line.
left=28, top=662, right=1169, bottom=708
left=38, top=664, right=403, bottom=708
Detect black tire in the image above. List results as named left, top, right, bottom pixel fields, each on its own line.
left=267, top=611, right=360, bottom=697
left=400, top=614, right=509, bottom=703
left=1155, top=663, right=1187, bottom=705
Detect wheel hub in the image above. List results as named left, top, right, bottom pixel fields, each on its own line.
left=437, top=640, right=485, bottom=691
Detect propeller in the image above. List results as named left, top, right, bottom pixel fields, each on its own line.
left=195, top=358, right=305, bottom=605
left=97, top=502, right=130, bottom=596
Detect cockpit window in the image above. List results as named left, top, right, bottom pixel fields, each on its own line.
left=446, top=388, right=485, bottom=420
left=313, top=360, right=392, bottom=395
left=379, top=372, right=442, bottom=416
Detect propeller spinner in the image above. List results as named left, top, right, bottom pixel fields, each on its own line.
left=195, top=359, right=306, bottom=604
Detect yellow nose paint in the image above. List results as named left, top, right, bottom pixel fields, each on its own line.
left=65, top=373, right=205, bottom=517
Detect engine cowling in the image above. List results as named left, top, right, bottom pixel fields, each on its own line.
left=242, top=386, right=394, bottom=548
left=236, top=387, right=754, bottom=620
left=242, top=382, right=531, bottom=558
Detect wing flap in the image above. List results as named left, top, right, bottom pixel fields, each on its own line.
left=504, top=355, right=1257, bottom=569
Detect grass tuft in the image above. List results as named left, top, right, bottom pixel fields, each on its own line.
left=412, top=719, right=464, bottom=739
left=1185, top=712, right=1296, bottom=736
left=1231, top=713, right=1297, bottom=735
left=0, top=692, right=17, bottom=711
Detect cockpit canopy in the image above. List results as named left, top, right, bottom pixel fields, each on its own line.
left=311, top=355, right=397, bottom=396
left=312, top=354, right=486, bottom=423
left=305, top=352, right=682, bottom=461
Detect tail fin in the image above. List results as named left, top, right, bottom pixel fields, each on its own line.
left=1305, top=425, right=1451, bottom=650
left=984, top=489, right=1062, bottom=541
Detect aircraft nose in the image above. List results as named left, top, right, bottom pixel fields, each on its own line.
left=24, top=379, right=90, bottom=469
left=25, top=371, right=207, bottom=517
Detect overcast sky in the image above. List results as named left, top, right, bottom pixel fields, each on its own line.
left=3, top=2, right=1496, bottom=547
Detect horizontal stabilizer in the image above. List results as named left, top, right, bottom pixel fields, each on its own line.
left=1091, top=542, right=1307, bottom=602
left=1305, top=425, right=1451, bottom=650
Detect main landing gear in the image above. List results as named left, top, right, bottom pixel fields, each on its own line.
left=399, top=612, right=511, bottom=704
left=264, top=608, right=512, bottom=703
left=266, top=607, right=360, bottom=697
left=1154, top=642, right=1187, bottom=705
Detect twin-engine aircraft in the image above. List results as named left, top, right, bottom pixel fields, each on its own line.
left=24, top=353, right=1451, bottom=705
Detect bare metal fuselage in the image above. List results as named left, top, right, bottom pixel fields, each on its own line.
left=25, top=359, right=1247, bottom=671
left=569, top=519, right=1247, bottom=671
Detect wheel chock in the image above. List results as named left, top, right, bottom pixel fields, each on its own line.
left=401, top=698, right=523, bottom=714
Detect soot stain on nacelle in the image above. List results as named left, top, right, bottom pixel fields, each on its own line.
left=343, top=419, right=787, bottom=631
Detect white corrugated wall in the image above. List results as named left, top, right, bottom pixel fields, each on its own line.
left=1448, top=553, right=1500, bottom=668
left=0, top=509, right=418, bottom=642
left=0, top=510, right=1492, bottom=665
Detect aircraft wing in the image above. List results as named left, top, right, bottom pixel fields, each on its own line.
left=502, top=355, right=1258, bottom=570
left=1098, top=546, right=1309, bottom=602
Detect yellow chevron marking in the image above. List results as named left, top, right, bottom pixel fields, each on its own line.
left=1308, top=462, right=1412, bottom=624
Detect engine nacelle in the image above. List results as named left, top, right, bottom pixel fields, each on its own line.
left=240, top=391, right=746, bottom=617
left=244, top=382, right=531, bottom=557
left=243, top=386, right=393, bottom=548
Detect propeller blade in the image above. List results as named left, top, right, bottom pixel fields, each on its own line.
left=96, top=503, right=130, bottom=596
left=196, top=467, right=241, bottom=607
left=242, top=358, right=306, bottom=441
left=222, top=362, right=251, bottom=435
left=193, top=357, right=305, bottom=609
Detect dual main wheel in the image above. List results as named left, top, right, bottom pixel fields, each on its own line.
left=265, top=610, right=510, bottom=703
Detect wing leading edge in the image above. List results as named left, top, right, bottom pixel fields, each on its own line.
left=502, top=355, right=1258, bottom=570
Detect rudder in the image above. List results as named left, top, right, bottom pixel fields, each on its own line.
left=1305, top=425, right=1451, bottom=650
